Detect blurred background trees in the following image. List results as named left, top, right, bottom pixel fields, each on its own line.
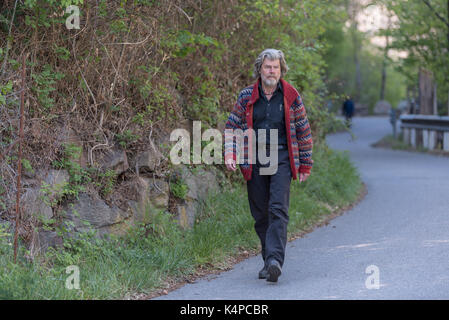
left=382, top=0, right=449, bottom=116
left=1, top=0, right=448, bottom=217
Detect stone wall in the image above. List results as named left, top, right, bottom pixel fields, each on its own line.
left=14, top=139, right=223, bottom=255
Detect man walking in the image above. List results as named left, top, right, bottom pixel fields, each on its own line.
left=342, top=96, right=355, bottom=127
left=224, top=49, right=313, bottom=282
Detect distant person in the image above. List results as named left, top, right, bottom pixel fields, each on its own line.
left=342, top=96, right=355, bottom=127
left=224, top=49, right=313, bottom=283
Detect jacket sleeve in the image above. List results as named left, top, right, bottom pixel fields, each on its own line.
left=294, top=95, right=313, bottom=174
left=224, top=91, right=246, bottom=162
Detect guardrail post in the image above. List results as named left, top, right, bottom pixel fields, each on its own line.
left=410, top=128, right=416, bottom=148
left=428, top=130, right=436, bottom=150
left=422, top=129, right=429, bottom=149
left=444, top=132, right=449, bottom=152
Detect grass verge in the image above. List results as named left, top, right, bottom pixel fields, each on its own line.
left=0, top=142, right=363, bottom=299
left=372, top=134, right=449, bottom=157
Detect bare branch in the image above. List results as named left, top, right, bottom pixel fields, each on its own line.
left=102, top=35, right=151, bottom=46
left=421, top=0, right=449, bottom=27
left=174, top=4, right=193, bottom=24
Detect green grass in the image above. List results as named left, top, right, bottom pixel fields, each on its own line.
left=372, top=134, right=449, bottom=157
left=0, top=142, right=363, bottom=299
left=372, top=134, right=412, bottom=151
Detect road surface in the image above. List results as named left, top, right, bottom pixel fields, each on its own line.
left=155, top=116, right=449, bottom=300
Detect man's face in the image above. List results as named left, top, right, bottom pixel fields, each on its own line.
left=260, top=58, right=281, bottom=87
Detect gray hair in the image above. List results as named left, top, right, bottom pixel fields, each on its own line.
left=253, top=48, right=289, bottom=79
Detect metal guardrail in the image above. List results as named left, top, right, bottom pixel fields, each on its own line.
left=399, top=114, right=449, bottom=151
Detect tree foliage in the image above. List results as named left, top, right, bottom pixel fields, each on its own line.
left=381, top=0, right=449, bottom=112
left=0, top=0, right=347, bottom=164
left=0, top=0, right=398, bottom=223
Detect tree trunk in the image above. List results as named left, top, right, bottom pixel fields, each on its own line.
left=380, top=14, right=391, bottom=101
left=353, top=22, right=362, bottom=102
left=433, top=82, right=437, bottom=115
left=419, top=69, right=434, bottom=115
left=380, top=62, right=386, bottom=101
left=346, top=0, right=362, bottom=102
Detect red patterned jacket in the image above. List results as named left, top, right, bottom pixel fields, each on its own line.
left=224, top=78, right=313, bottom=181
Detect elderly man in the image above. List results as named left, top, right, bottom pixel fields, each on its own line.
left=224, top=49, right=313, bottom=283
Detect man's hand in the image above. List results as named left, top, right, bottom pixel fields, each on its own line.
left=299, top=172, right=310, bottom=183
left=225, top=158, right=237, bottom=171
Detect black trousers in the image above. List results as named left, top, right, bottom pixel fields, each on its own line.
left=246, top=147, right=292, bottom=267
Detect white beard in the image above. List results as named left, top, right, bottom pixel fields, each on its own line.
left=261, top=74, right=278, bottom=87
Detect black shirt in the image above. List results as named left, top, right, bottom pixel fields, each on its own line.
left=253, top=81, right=287, bottom=147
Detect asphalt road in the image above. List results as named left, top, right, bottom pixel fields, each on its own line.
left=155, top=116, right=449, bottom=300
